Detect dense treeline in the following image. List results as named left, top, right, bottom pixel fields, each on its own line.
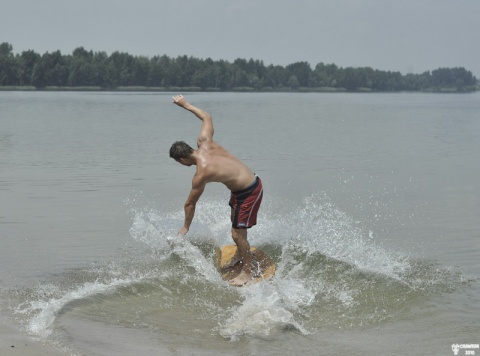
left=0, top=42, right=477, bottom=92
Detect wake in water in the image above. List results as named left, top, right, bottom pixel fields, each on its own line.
left=11, top=193, right=468, bottom=346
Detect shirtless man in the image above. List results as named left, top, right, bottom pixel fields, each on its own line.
left=170, top=95, right=263, bottom=286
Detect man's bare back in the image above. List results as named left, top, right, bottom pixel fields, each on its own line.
left=170, top=95, right=264, bottom=286
left=195, top=140, right=255, bottom=192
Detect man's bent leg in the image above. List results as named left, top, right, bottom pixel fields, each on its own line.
left=224, top=208, right=242, bottom=268
left=229, top=228, right=252, bottom=286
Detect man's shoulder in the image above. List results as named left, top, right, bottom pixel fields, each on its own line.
left=192, top=168, right=210, bottom=186
left=198, top=140, right=228, bottom=156
left=198, top=138, right=218, bottom=147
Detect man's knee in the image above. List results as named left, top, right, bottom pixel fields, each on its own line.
left=231, top=228, right=247, bottom=243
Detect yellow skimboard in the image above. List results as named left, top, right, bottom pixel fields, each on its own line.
left=214, top=245, right=276, bottom=285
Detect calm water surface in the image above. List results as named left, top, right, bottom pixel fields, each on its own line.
left=0, top=91, right=479, bottom=355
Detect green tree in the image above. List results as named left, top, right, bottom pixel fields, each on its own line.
left=286, top=61, right=311, bottom=87
left=0, top=42, right=17, bottom=85
left=18, top=50, right=40, bottom=85
left=287, top=75, right=299, bottom=89
left=41, top=50, right=68, bottom=86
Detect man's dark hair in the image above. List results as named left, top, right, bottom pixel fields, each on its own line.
left=169, top=141, right=194, bottom=160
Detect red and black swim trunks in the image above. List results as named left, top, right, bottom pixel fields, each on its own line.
left=229, top=175, right=263, bottom=229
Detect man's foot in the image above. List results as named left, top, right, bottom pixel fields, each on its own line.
left=228, top=270, right=253, bottom=286
left=223, top=254, right=241, bottom=269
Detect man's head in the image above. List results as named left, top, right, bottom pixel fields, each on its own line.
left=169, top=141, right=194, bottom=166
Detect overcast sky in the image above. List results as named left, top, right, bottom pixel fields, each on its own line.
left=2, top=0, right=479, bottom=77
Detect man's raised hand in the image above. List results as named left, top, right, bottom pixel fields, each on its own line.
left=172, top=94, right=187, bottom=107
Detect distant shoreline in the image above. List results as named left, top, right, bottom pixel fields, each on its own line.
left=2, top=42, right=477, bottom=93
left=1, top=85, right=477, bottom=93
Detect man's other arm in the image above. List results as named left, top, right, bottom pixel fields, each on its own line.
left=178, top=174, right=206, bottom=236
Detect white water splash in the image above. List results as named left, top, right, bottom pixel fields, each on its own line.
left=220, top=282, right=310, bottom=340
left=18, top=193, right=437, bottom=341
left=15, top=276, right=143, bottom=338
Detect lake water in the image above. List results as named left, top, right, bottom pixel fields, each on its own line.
left=1, top=91, right=479, bottom=355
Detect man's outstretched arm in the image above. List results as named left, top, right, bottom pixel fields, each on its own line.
left=172, top=95, right=213, bottom=145
left=178, top=174, right=206, bottom=236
